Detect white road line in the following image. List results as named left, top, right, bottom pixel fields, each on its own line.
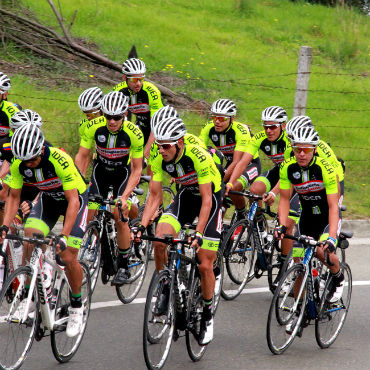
left=91, top=280, right=370, bottom=310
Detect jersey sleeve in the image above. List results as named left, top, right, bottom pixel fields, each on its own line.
left=234, top=122, right=251, bottom=153
left=125, top=121, right=144, bottom=159
left=319, top=159, right=338, bottom=195
left=9, top=160, right=23, bottom=189
left=246, top=131, right=264, bottom=157
left=150, top=154, right=163, bottom=183
left=113, top=82, right=127, bottom=91
left=184, top=133, right=206, bottom=149
left=145, top=82, right=164, bottom=117
left=198, top=123, right=212, bottom=147
left=279, top=159, right=292, bottom=190
left=317, top=140, right=344, bottom=182
left=284, top=144, right=293, bottom=160
left=50, top=149, right=86, bottom=193
left=79, top=117, right=105, bottom=149
left=78, top=118, right=88, bottom=138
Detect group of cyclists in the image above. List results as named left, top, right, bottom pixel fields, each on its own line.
left=0, top=55, right=347, bottom=354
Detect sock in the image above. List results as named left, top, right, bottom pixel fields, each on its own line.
left=118, top=249, right=130, bottom=269
left=202, top=298, right=213, bottom=320
left=70, top=292, right=82, bottom=308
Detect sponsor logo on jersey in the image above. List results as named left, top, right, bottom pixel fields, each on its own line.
left=96, top=146, right=130, bottom=159
left=294, top=180, right=325, bottom=194
left=264, top=145, right=271, bottom=152
left=0, top=126, right=10, bottom=136
left=190, top=146, right=207, bottom=163
left=246, top=167, right=258, bottom=180
left=98, top=135, right=106, bottom=143
left=129, top=103, right=150, bottom=114
left=24, top=169, right=33, bottom=177
left=146, top=85, right=159, bottom=100
left=216, top=143, right=236, bottom=155
left=126, top=122, right=144, bottom=140
left=51, top=151, right=70, bottom=170
left=28, top=176, right=63, bottom=191
left=166, top=164, right=175, bottom=172
left=293, top=171, right=301, bottom=179
left=212, top=134, right=218, bottom=142
left=174, top=170, right=198, bottom=186
left=266, top=152, right=285, bottom=164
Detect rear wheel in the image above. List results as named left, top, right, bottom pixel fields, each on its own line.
left=0, top=266, right=38, bottom=370
left=116, top=218, right=149, bottom=304
left=315, top=262, right=352, bottom=348
left=51, top=262, right=91, bottom=363
left=221, top=220, right=255, bottom=301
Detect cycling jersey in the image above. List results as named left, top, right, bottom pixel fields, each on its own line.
left=113, top=80, right=163, bottom=144
left=199, top=120, right=258, bottom=166
left=0, top=100, right=20, bottom=140
left=80, top=116, right=144, bottom=169
left=280, top=156, right=338, bottom=219
left=247, top=129, right=290, bottom=166
left=78, top=118, right=89, bottom=137
left=0, top=142, right=12, bottom=163
left=284, top=140, right=344, bottom=182
left=9, top=145, right=87, bottom=201
left=151, top=144, right=222, bottom=194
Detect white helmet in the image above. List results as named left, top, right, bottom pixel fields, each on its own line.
left=11, top=123, right=45, bottom=161
left=291, top=126, right=319, bottom=146
left=151, top=106, right=180, bottom=131
left=152, top=117, right=187, bottom=141
left=10, top=109, right=43, bottom=131
left=261, top=106, right=287, bottom=123
left=101, top=91, right=129, bottom=116
left=78, top=87, right=103, bottom=112
left=286, top=115, right=313, bottom=139
left=0, top=72, right=11, bottom=93
left=210, top=99, right=237, bottom=117
left=122, top=58, right=146, bottom=76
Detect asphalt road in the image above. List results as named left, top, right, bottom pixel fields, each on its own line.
left=21, top=234, right=370, bottom=370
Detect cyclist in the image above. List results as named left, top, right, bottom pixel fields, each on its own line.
left=75, top=91, right=144, bottom=285
left=199, top=98, right=260, bottom=220
left=113, top=58, right=163, bottom=158
left=77, top=86, right=104, bottom=138
left=276, top=126, right=344, bottom=305
left=0, top=123, right=88, bottom=337
left=285, top=115, right=345, bottom=205
left=0, top=72, right=20, bottom=145
left=135, top=116, right=223, bottom=345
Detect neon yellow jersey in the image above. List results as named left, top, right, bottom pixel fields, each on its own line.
left=78, top=118, right=89, bottom=138
left=10, top=146, right=86, bottom=200
left=0, top=100, right=20, bottom=137
left=151, top=144, right=222, bottom=193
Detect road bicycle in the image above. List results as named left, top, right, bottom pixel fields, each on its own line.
left=266, top=231, right=352, bottom=354
left=0, top=233, right=91, bottom=370
left=220, top=190, right=297, bottom=300
left=79, top=187, right=149, bottom=303
left=138, top=230, right=222, bottom=370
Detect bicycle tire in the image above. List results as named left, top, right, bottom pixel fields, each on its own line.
left=51, top=261, right=91, bottom=363
left=267, top=246, right=293, bottom=294
left=185, top=270, right=207, bottom=362
left=116, top=218, right=149, bottom=304
left=78, top=222, right=101, bottom=294
left=266, top=263, right=307, bottom=355
left=0, top=266, right=39, bottom=370
left=315, top=262, right=352, bottom=349
left=220, top=220, right=255, bottom=301
left=143, top=270, right=175, bottom=370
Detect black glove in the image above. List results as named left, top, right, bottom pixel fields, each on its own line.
left=324, top=237, right=337, bottom=253
left=274, top=225, right=287, bottom=237
left=0, top=225, right=9, bottom=236
left=55, top=234, right=67, bottom=252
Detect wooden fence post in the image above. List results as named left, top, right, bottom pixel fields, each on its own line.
left=293, top=46, right=312, bottom=117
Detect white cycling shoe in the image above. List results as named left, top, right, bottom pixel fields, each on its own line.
left=66, top=306, right=84, bottom=338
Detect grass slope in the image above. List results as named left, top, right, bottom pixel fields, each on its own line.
left=3, top=0, right=370, bottom=217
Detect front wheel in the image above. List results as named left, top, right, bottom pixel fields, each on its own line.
left=315, top=262, right=352, bottom=348
left=0, top=266, right=38, bottom=370
left=266, top=263, right=307, bottom=355
left=51, top=262, right=91, bottom=363
left=143, top=270, right=175, bottom=370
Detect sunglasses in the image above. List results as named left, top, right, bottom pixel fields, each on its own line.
left=292, top=146, right=315, bottom=154
left=262, top=124, right=281, bottom=130
left=155, top=140, right=178, bottom=150
left=213, top=116, right=229, bottom=122
left=24, top=156, right=40, bottom=164
left=84, top=109, right=100, bottom=116
left=104, top=114, right=124, bottom=121
left=127, top=77, right=145, bottom=83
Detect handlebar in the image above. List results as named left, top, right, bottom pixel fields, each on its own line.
left=5, top=232, right=54, bottom=246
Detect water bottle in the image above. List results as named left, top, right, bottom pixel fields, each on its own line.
left=312, top=268, right=319, bottom=299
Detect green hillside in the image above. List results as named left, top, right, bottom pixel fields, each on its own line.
left=2, top=0, right=370, bottom=217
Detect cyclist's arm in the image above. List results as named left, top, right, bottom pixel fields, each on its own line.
left=196, top=182, right=213, bottom=235
left=144, top=132, right=155, bottom=160
left=223, top=150, right=244, bottom=183
left=121, top=156, right=143, bottom=204
left=140, top=180, right=162, bottom=227
left=0, top=160, right=10, bottom=180
left=327, top=193, right=339, bottom=240
left=2, top=188, right=21, bottom=228
left=61, top=188, right=80, bottom=237
left=74, top=146, right=90, bottom=176
left=277, top=187, right=291, bottom=228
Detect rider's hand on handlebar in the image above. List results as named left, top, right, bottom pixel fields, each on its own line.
left=20, top=200, right=33, bottom=216
left=0, top=225, right=9, bottom=244
left=274, top=225, right=287, bottom=240
left=131, top=224, right=146, bottom=242
left=189, top=232, right=203, bottom=253
left=225, top=182, right=233, bottom=196
left=263, top=191, right=276, bottom=206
